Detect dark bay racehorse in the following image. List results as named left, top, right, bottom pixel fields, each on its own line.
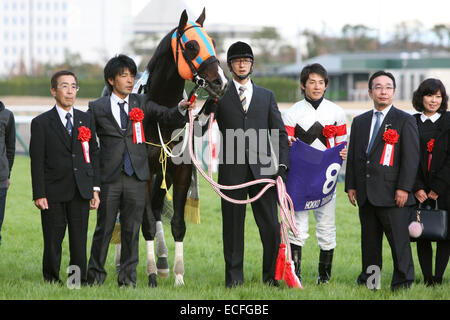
left=142, top=9, right=227, bottom=287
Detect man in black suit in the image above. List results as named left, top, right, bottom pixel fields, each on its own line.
left=30, top=70, right=100, bottom=285
left=345, top=70, right=420, bottom=290
left=87, top=55, right=193, bottom=288
left=202, top=42, right=289, bottom=288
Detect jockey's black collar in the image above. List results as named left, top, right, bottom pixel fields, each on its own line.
left=305, top=95, right=324, bottom=110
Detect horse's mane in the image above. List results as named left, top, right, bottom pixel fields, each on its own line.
left=146, top=28, right=176, bottom=80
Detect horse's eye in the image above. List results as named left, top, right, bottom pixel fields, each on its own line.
left=184, top=40, right=200, bottom=60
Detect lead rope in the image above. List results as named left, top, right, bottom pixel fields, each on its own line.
left=187, top=108, right=299, bottom=265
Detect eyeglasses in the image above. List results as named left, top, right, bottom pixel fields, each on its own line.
left=372, top=86, right=394, bottom=92
left=232, top=58, right=252, bottom=65
left=57, top=84, right=80, bottom=92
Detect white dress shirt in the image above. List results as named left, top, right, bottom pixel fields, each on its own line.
left=55, top=104, right=73, bottom=129
left=368, top=104, right=392, bottom=147
left=233, top=78, right=253, bottom=111
left=110, top=93, right=130, bottom=129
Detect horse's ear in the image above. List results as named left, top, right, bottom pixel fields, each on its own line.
left=178, top=10, right=188, bottom=31
left=196, top=8, right=206, bottom=26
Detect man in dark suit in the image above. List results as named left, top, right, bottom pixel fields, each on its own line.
left=202, top=42, right=290, bottom=288
left=30, top=70, right=100, bottom=285
left=87, top=55, right=193, bottom=288
left=345, top=70, right=420, bottom=291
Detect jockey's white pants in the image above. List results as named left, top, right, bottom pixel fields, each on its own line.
left=289, top=193, right=336, bottom=251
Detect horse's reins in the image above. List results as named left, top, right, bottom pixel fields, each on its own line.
left=183, top=88, right=299, bottom=265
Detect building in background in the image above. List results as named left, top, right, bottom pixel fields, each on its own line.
left=0, top=0, right=133, bottom=77
left=277, top=51, right=450, bottom=101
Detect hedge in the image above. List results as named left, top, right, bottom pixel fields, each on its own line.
left=0, top=76, right=342, bottom=103
left=0, top=77, right=105, bottom=98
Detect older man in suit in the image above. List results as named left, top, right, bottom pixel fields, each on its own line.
left=87, top=55, right=193, bottom=288
left=345, top=70, right=420, bottom=291
left=30, top=70, right=100, bottom=285
left=202, top=42, right=290, bottom=288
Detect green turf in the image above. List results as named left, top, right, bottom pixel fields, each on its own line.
left=0, top=156, right=448, bottom=299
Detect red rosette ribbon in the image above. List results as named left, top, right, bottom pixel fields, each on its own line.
left=427, top=138, right=435, bottom=172
left=78, top=126, right=91, bottom=163
left=379, top=129, right=399, bottom=166
left=129, top=108, right=146, bottom=144
left=323, top=125, right=337, bottom=148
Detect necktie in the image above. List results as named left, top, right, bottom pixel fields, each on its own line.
left=367, top=111, right=382, bottom=153
left=65, top=112, right=73, bottom=136
left=239, top=86, right=247, bottom=112
left=118, top=102, right=134, bottom=176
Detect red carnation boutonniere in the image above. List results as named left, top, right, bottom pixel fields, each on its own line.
left=380, top=129, right=399, bottom=166
left=78, top=126, right=91, bottom=164
left=129, top=108, right=146, bottom=144
left=427, top=138, right=435, bottom=172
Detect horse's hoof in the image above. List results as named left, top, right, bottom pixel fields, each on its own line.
left=115, top=265, right=120, bottom=274
left=157, top=257, right=169, bottom=278
left=148, top=274, right=158, bottom=288
left=174, top=274, right=184, bottom=287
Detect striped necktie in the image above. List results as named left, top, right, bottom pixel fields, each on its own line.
left=239, top=86, right=247, bottom=112
left=65, top=112, right=73, bottom=136
left=367, top=111, right=382, bottom=154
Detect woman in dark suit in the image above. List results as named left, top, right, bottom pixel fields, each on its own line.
left=412, top=78, right=450, bottom=286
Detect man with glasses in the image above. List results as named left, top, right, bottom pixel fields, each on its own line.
left=345, top=70, right=419, bottom=291
left=201, top=41, right=289, bottom=288
left=30, top=70, right=100, bottom=285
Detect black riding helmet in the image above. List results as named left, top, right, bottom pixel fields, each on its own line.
left=227, top=41, right=254, bottom=80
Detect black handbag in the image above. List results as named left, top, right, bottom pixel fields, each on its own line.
left=412, top=201, right=448, bottom=241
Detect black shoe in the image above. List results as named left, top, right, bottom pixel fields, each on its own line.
left=391, top=281, right=412, bottom=291
left=317, top=249, right=334, bottom=285
left=225, top=280, right=243, bottom=289
left=264, top=279, right=280, bottom=287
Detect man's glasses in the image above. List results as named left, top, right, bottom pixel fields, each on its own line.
left=57, top=84, right=80, bottom=92
left=232, top=58, right=252, bottom=65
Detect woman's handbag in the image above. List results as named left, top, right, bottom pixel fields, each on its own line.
left=409, top=201, right=448, bottom=241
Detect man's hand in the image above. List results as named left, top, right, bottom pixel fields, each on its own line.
left=414, top=189, right=428, bottom=203
left=6, top=179, right=10, bottom=189
left=347, top=189, right=357, bottom=207
left=34, top=198, right=49, bottom=210
left=395, top=189, right=408, bottom=208
left=90, top=191, right=100, bottom=210
left=428, top=190, right=439, bottom=201
left=179, top=100, right=196, bottom=111
left=339, top=147, right=347, bottom=161
left=288, top=136, right=297, bottom=147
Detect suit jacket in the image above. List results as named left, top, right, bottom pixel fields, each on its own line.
left=215, top=81, right=289, bottom=185
left=413, top=112, right=450, bottom=210
left=88, top=93, right=186, bottom=184
left=30, top=107, right=100, bottom=202
left=0, top=101, right=15, bottom=182
left=345, top=106, right=420, bottom=207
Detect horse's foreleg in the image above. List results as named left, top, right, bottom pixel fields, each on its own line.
left=151, top=173, right=171, bottom=278
left=143, top=178, right=158, bottom=287
left=170, top=164, right=192, bottom=287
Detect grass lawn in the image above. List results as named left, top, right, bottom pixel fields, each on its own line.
left=0, top=155, right=448, bottom=300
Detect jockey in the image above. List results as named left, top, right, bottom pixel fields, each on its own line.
left=282, top=63, right=347, bottom=285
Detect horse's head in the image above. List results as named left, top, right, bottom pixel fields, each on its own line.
left=171, top=8, right=228, bottom=99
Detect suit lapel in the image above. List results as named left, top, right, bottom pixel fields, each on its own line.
left=360, top=111, right=372, bottom=154
left=104, top=97, right=125, bottom=136
left=246, top=83, right=257, bottom=114
left=49, top=106, right=72, bottom=151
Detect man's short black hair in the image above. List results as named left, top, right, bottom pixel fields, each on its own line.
left=412, top=78, right=448, bottom=113
left=104, top=54, right=137, bottom=92
left=368, top=70, right=396, bottom=90
left=300, top=63, right=328, bottom=94
left=51, top=70, right=78, bottom=90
